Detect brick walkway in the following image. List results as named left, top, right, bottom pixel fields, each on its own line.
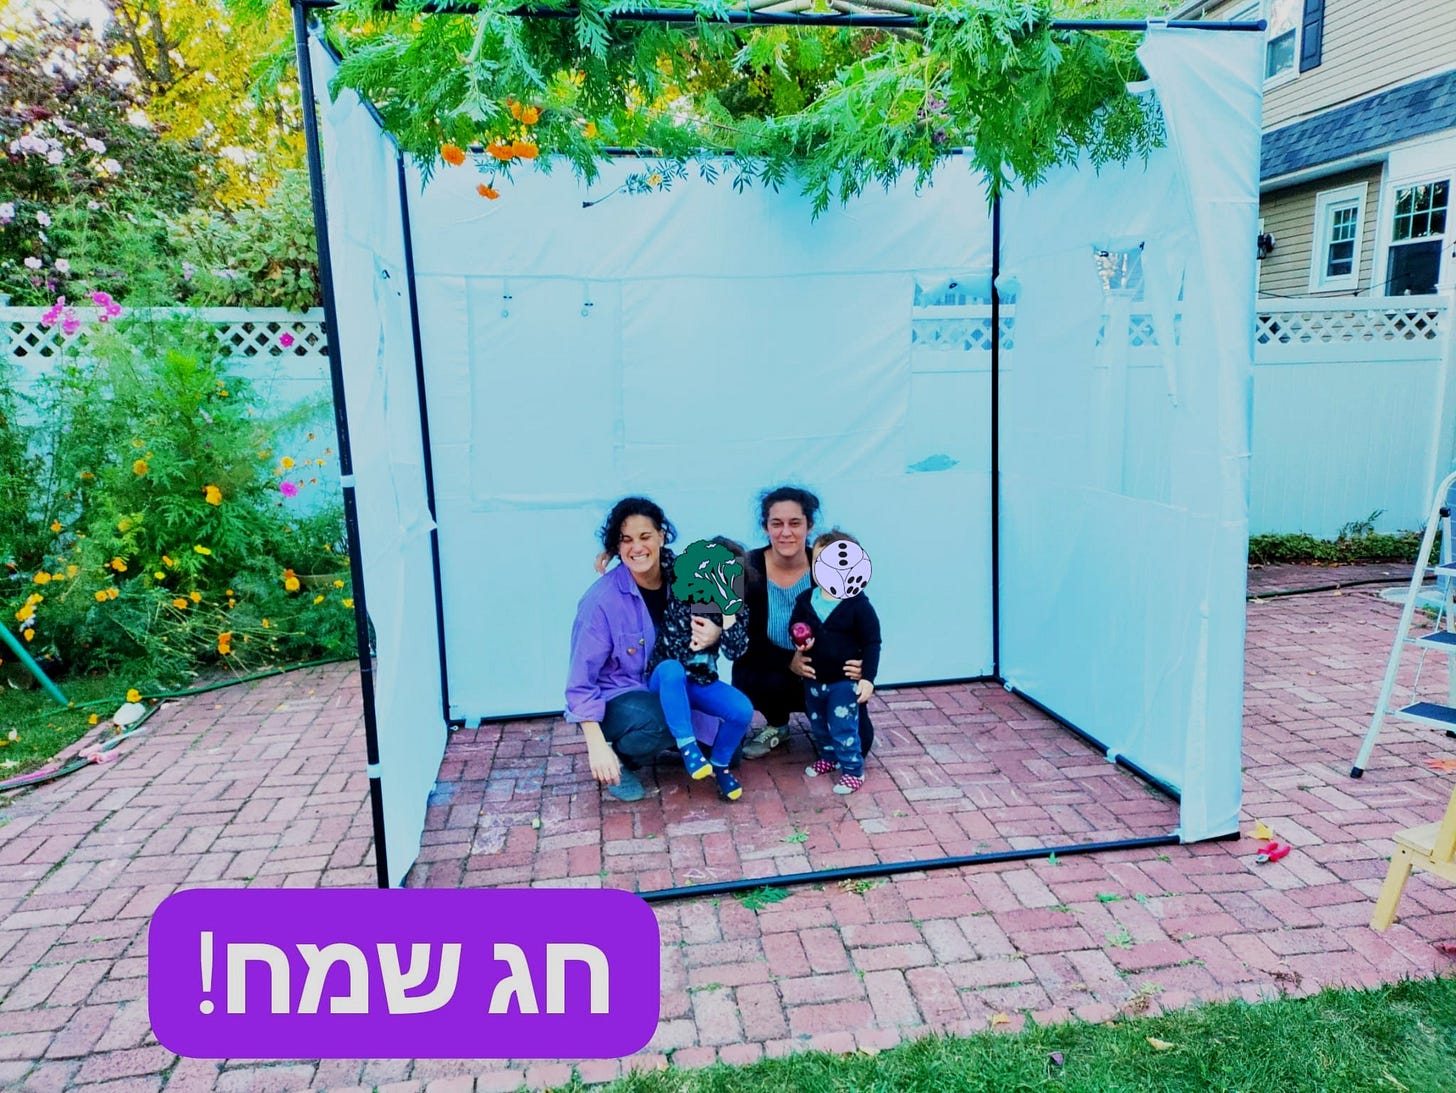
left=2, top=567, right=1454, bottom=1091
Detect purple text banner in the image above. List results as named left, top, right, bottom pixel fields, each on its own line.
left=148, top=888, right=660, bottom=1059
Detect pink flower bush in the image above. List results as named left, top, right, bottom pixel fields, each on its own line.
left=90, top=290, right=122, bottom=322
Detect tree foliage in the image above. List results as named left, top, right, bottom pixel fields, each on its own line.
left=100, top=0, right=305, bottom=207
left=253, top=0, right=1166, bottom=214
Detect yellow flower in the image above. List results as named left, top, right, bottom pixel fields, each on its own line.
left=126, top=688, right=141, bottom=703
left=189, top=590, right=201, bottom=603
left=226, top=598, right=235, bottom=608
left=333, top=579, right=345, bottom=589
left=312, top=594, right=324, bottom=605
left=106, top=588, right=118, bottom=600
left=204, top=485, right=222, bottom=506
left=131, top=438, right=143, bottom=448
left=584, top=121, right=599, bottom=139
left=162, top=555, right=175, bottom=567
left=66, top=565, right=78, bottom=577
left=133, top=459, right=148, bottom=475
left=50, top=572, right=63, bottom=581
left=33, top=572, right=50, bottom=585
left=109, top=557, right=127, bottom=572
left=118, top=518, right=132, bottom=532
left=647, top=172, right=663, bottom=188
left=226, top=590, right=234, bottom=596
left=261, top=618, right=271, bottom=628
left=218, top=389, right=228, bottom=398
left=22, top=629, right=34, bottom=641
left=50, top=520, right=62, bottom=533
left=154, top=571, right=165, bottom=580
left=285, top=577, right=300, bottom=592
left=94, top=590, right=108, bottom=603
left=80, top=471, right=94, bottom=480
left=193, top=545, right=212, bottom=556
left=342, top=598, right=354, bottom=609
left=88, top=714, right=99, bottom=725
left=281, top=456, right=295, bottom=469
left=172, top=597, right=188, bottom=610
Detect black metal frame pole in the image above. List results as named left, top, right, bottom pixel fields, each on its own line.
left=394, top=154, right=455, bottom=726
left=294, top=0, right=1266, bottom=33
left=990, top=195, right=1001, bottom=680
left=638, top=834, right=1180, bottom=903
left=292, top=0, right=391, bottom=888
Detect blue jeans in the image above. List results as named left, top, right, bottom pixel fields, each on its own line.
left=804, top=679, right=864, bottom=777
left=648, top=660, right=753, bottom=767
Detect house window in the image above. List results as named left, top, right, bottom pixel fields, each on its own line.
left=1387, top=180, right=1449, bottom=296
left=1310, top=185, right=1364, bottom=293
left=1233, top=0, right=1302, bottom=84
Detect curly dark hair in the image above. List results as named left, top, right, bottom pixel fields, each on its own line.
left=599, top=496, right=677, bottom=556
left=757, top=485, right=821, bottom=530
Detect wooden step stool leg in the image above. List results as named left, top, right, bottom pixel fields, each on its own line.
left=1371, top=848, right=1415, bottom=931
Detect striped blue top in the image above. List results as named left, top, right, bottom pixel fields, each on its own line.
left=766, top=571, right=811, bottom=649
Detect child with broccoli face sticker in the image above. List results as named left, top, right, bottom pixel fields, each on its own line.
left=642, top=538, right=755, bottom=801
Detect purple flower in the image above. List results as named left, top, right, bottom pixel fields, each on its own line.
left=279, top=332, right=295, bottom=348
left=90, top=290, right=112, bottom=307
left=60, top=315, right=80, bottom=335
left=279, top=481, right=300, bottom=498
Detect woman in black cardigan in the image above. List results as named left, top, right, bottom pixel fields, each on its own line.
left=732, top=486, right=874, bottom=761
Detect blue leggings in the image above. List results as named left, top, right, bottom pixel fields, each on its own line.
left=805, top=679, right=864, bottom=777
left=648, top=660, right=753, bottom=767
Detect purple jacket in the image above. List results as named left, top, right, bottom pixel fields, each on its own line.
left=564, top=558, right=659, bottom=724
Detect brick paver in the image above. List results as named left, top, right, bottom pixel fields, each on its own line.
left=1, top=570, right=1454, bottom=1089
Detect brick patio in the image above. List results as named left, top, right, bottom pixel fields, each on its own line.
left=1, top=564, right=1454, bottom=1091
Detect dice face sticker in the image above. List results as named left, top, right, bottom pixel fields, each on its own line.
left=813, top=539, right=872, bottom=598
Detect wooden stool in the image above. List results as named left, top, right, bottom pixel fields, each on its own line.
left=1371, top=782, right=1456, bottom=931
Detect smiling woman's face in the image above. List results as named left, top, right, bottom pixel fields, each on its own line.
left=765, top=501, right=810, bottom=563
left=617, top=515, right=665, bottom=580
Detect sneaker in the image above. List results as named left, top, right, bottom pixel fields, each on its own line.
left=833, top=773, right=864, bottom=795
left=805, top=758, right=838, bottom=777
left=606, top=767, right=645, bottom=802
left=712, top=765, right=743, bottom=802
left=741, top=724, right=786, bottom=760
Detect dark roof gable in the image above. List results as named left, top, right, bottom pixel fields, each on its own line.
left=1262, top=68, right=1456, bottom=181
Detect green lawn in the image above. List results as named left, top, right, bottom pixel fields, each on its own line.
left=0, top=673, right=132, bottom=775
left=550, top=976, right=1456, bottom=1093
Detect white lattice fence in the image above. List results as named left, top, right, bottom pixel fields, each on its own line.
left=0, top=306, right=327, bottom=369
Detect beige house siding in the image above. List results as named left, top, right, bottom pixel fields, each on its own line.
left=1195, top=0, right=1456, bottom=129
left=1257, top=164, right=1384, bottom=297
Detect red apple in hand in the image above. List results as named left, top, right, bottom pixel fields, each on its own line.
left=790, top=622, right=813, bottom=649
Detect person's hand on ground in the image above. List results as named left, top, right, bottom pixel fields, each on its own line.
left=855, top=678, right=874, bottom=704
left=790, top=638, right=816, bottom=680
left=689, top=615, right=723, bottom=651
left=587, top=738, right=621, bottom=785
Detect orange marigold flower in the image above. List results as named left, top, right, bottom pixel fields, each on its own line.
left=189, top=590, right=202, bottom=603
left=94, top=590, right=108, bottom=603
left=583, top=121, right=598, bottom=139
left=285, top=576, right=300, bottom=592
left=50, top=520, right=62, bottom=533
left=281, top=456, right=295, bottom=469
left=80, top=471, right=94, bottom=479
left=313, top=594, right=325, bottom=605
left=204, top=484, right=223, bottom=506
left=66, top=565, right=78, bottom=577
left=193, top=545, right=212, bottom=556
left=261, top=618, right=271, bottom=628
left=22, top=628, right=33, bottom=641
left=441, top=142, right=466, bottom=166
left=333, top=579, right=345, bottom=589
left=109, top=557, right=127, bottom=572
left=162, top=555, right=175, bottom=567
left=521, top=105, right=540, bottom=125
left=154, top=571, right=165, bottom=580
left=106, top=588, right=118, bottom=600
left=88, top=714, right=99, bottom=725
left=133, top=459, right=148, bottom=475
left=513, top=140, right=539, bottom=159
left=508, top=98, right=523, bottom=120
left=33, top=572, right=50, bottom=585
left=486, top=141, right=514, bottom=161
left=477, top=183, right=500, bottom=200
left=126, top=688, right=141, bottom=703
left=172, top=597, right=189, bottom=609
left=342, top=598, right=354, bottom=609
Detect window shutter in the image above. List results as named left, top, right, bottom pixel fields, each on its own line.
left=1299, top=0, right=1325, bottom=72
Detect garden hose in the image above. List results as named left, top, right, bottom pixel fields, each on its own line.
left=0, top=654, right=356, bottom=793
left=1247, top=572, right=1434, bottom=601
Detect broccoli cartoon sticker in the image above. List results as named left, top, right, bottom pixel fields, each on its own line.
left=812, top=538, right=872, bottom=598
left=672, top=540, right=746, bottom=615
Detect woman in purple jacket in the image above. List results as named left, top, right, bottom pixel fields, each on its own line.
left=565, top=497, right=747, bottom=803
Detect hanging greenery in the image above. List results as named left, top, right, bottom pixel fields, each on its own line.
left=239, top=0, right=1166, bottom=214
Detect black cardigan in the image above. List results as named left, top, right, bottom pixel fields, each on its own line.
left=789, top=589, right=881, bottom=685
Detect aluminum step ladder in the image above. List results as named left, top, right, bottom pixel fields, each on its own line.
left=1351, top=469, right=1456, bottom=777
